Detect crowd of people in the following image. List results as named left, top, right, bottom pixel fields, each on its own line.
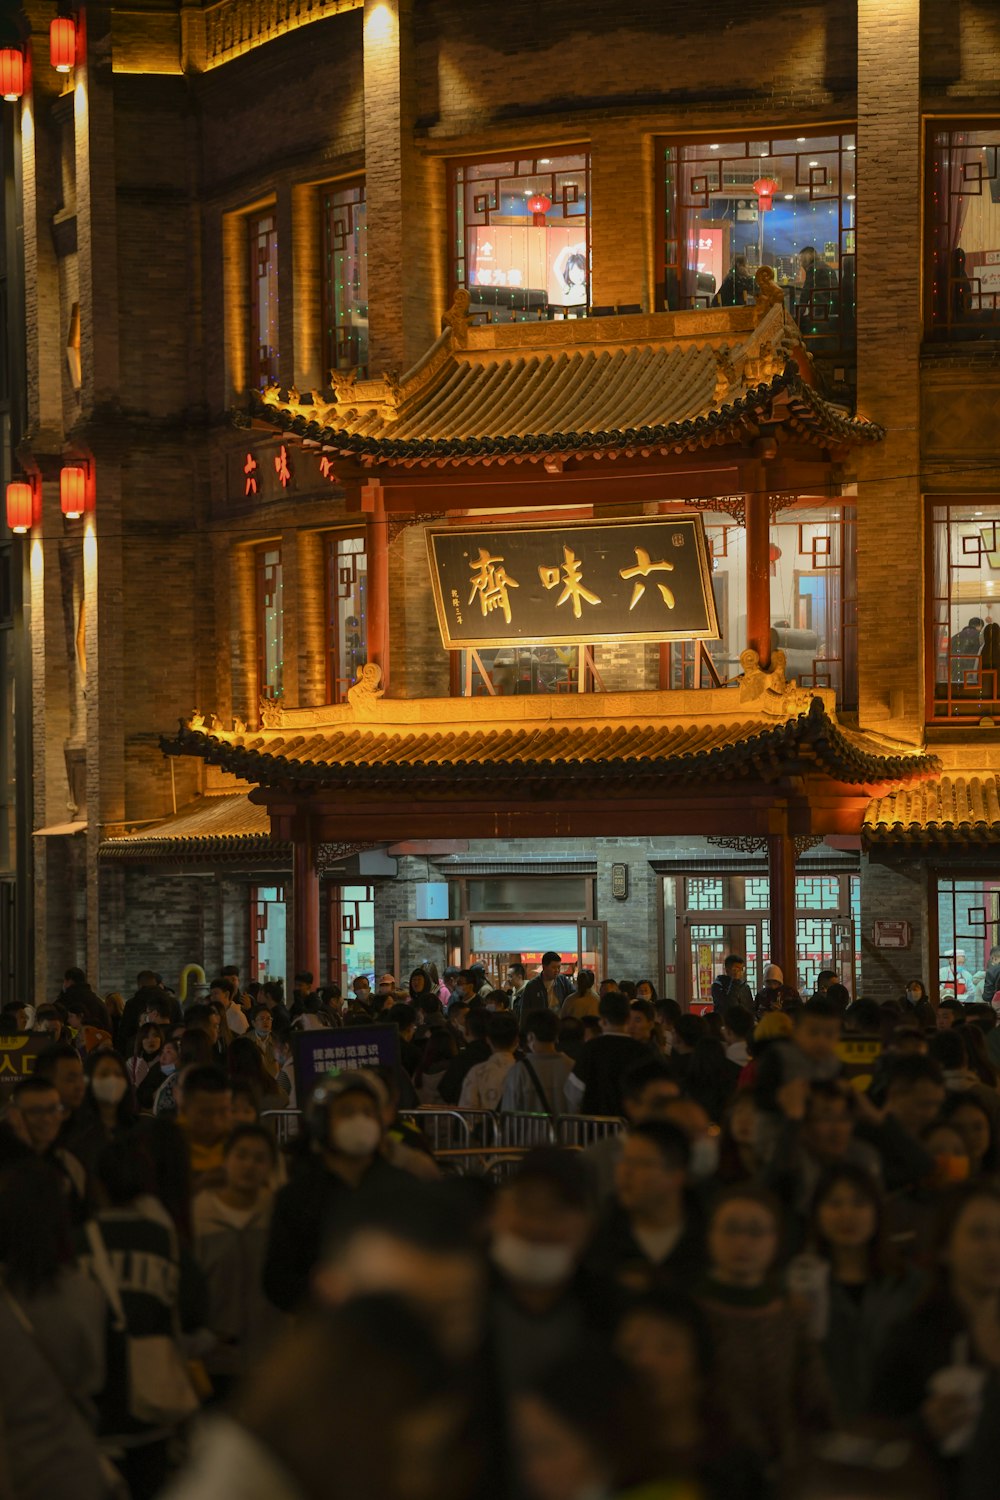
left=1, top=951, right=1000, bottom=1500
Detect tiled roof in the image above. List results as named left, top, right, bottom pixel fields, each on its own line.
left=163, top=698, right=938, bottom=795
left=865, top=777, right=1000, bottom=845
left=99, top=794, right=284, bottom=860
left=247, top=300, right=883, bottom=465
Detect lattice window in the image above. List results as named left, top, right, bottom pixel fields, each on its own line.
left=453, top=152, right=590, bottom=323
left=928, top=127, right=1000, bottom=340
left=662, top=131, right=856, bottom=357
left=249, top=211, right=278, bottom=388
left=687, top=878, right=724, bottom=911
left=744, top=877, right=770, bottom=910
left=323, top=181, right=368, bottom=376
left=936, top=877, right=1000, bottom=1002
left=255, top=546, right=284, bottom=701
left=930, top=501, right=1000, bottom=721
left=327, top=534, right=367, bottom=704
left=795, top=876, right=841, bottom=910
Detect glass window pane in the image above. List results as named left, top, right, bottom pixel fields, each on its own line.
left=929, top=128, right=1000, bottom=340
left=663, top=133, right=855, bottom=356
left=256, top=546, right=284, bottom=700
left=249, top=212, right=279, bottom=388
left=251, top=885, right=286, bottom=981
left=465, top=876, right=587, bottom=913
left=930, top=501, right=1000, bottom=720
left=453, top=151, right=590, bottom=323
left=936, top=877, right=1000, bottom=1002
left=327, top=534, right=367, bottom=703
left=770, top=501, right=857, bottom=710
left=323, top=181, right=368, bottom=376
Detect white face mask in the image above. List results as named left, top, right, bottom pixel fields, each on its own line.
left=92, top=1076, right=128, bottom=1106
left=689, top=1135, right=721, bottom=1181
left=491, top=1232, right=575, bottom=1288
left=330, top=1115, right=381, bottom=1157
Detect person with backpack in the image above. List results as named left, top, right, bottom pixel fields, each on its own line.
left=500, top=1010, right=574, bottom=1118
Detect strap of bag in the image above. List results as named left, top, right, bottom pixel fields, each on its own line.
left=2, top=1278, right=94, bottom=1420
left=84, top=1221, right=127, bottom=1332
left=520, top=1056, right=555, bottom=1120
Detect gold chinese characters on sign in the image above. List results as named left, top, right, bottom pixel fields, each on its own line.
left=426, top=516, right=719, bottom=649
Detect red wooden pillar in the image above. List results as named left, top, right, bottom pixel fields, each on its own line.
left=745, top=461, right=771, bottom=670
left=363, top=478, right=389, bottom=689
left=768, top=828, right=797, bottom=990
left=293, top=817, right=321, bottom=986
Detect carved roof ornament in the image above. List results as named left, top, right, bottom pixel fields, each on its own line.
left=753, top=265, right=787, bottom=315
left=258, top=695, right=285, bottom=730
left=738, top=647, right=814, bottom=717
left=347, top=662, right=385, bottom=719
left=441, top=288, right=472, bottom=349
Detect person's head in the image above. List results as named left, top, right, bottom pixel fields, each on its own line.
left=507, top=963, right=527, bottom=989
left=351, top=975, right=371, bottom=1001
left=825, top=983, right=851, bottom=1015
left=844, top=998, right=882, bottom=1035
left=378, top=973, right=396, bottom=996
left=388, top=1003, right=417, bottom=1041
left=621, top=1058, right=680, bottom=1123
left=574, top=968, right=595, bottom=997
left=250, top=1004, right=273, bottom=1037
left=230, top=1081, right=261, bottom=1125
left=802, top=1081, right=855, bottom=1164
left=32, top=1004, right=65, bottom=1040
left=598, top=978, right=618, bottom=998
left=209, top=978, right=236, bottom=1010
left=799, top=244, right=818, bottom=269
left=0, top=1160, right=72, bottom=1296
left=884, top=1054, right=946, bottom=1137
left=754, top=1010, right=794, bottom=1046
left=721, top=1088, right=758, bottom=1154
left=721, top=1004, right=754, bottom=1046
left=316, top=1181, right=486, bottom=1360
left=927, top=1028, right=968, bottom=1075
left=223, top=1123, right=277, bottom=1194
left=33, top=1042, right=87, bottom=1113
left=134, top=1021, right=164, bottom=1060
left=87, top=1050, right=135, bottom=1120
left=539, top=952, right=563, bottom=984
left=891, top=1023, right=928, bottom=1057
left=63, top=967, right=86, bottom=989
left=723, top=955, right=745, bottom=983
left=491, top=1150, right=596, bottom=1289
left=2, top=1001, right=29, bottom=1031
left=416, top=993, right=444, bottom=1022
left=942, top=1092, right=995, bottom=1172
left=186, top=1001, right=221, bottom=1046
left=810, top=1163, right=891, bottom=1274
left=673, top=1014, right=704, bottom=1054
left=626, top=998, right=656, bottom=1043
left=905, top=979, right=928, bottom=1004
left=293, top=972, right=314, bottom=997
left=228, top=1035, right=273, bottom=1094
left=179, top=1066, right=233, bottom=1146
left=515, top=1347, right=657, bottom=1500
left=615, top=1288, right=715, bottom=1422
left=598, top=989, right=631, bottom=1032
left=936, top=997, right=965, bottom=1029
left=614, top=1120, right=690, bottom=1218
left=484, top=988, right=510, bottom=1013
left=931, top=1182, right=1000, bottom=1301
left=523, top=1009, right=560, bottom=1052
left=761, top=964, right=783, bottom=991
left=455, top=970, right=478, bottom=1003
left=813, top=970, right=836, bottom=996
left=9, top=1076, right=65, bottom=1153
left=408, top=968, right=430, bottom=999
left=581, top=1015, right=602, bottom=1043
left=136, top=969, right=160, bottom=990
left=315, top=1073, right=386, bottom=1160
left=707, top=1187, right=782, bottom=1288
left=792, top=996, right=841, bottom=1063
left=486, top=1013, right=519, bottom=1055
left=635, top=980, right=658, bottom=1004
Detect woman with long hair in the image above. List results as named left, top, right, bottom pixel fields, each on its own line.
left=127, top=1021, right=164, bottom=1090
left=789, top=1163, right=922, bottom=1420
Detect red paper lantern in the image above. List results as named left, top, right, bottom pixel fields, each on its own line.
left=6, top=481, right=34, bottom=534
left=49, top=16, right=77, bottom=73
left=0, top=48, right=24, bottom=101
left=527, top=192, right=552, bottom=227
left=60, top=464, right=86, bottom=518
left=753, top=177, right=780, bottom=213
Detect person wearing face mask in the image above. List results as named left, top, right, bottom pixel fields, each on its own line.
left=262, top=1071, right=406, bottom=1313
left=488, top=1150, right=610, bottom=1397
left=137, top=1036, right=179, bottom=1112
left=247, top=1005, right=280, bottom=1080
left=586, top=1121, right=704, bottom=1293
left=61, top=1050, right=140, bottom=1176
left=899, top=979, right=936, bottom=1029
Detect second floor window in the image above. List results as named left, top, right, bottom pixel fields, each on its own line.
left=255, top=545, right=284, bottom=701
left=323, top=181, right=368, bottom=377
left=327, top=533, right=367, bottom=703
left=453, top=151, right=590, bottom=322
left=662, top=131, right=856, bottom=355
left=929, top=126, right=1000, bottom=340
left=249, top=211, right=279, bottom=388
left=929, top=499, right=1000, bottom=722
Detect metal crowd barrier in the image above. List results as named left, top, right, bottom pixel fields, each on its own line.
left=496, top=1111, right=557, bottom=1149
left=397, top=1108, right=500, bottom=1151
left=260, top=1106, right=626, bottom=1157
left=555, top=1114, right=628, bottom=1148
left=260, top=1108, right=302, bottom=1144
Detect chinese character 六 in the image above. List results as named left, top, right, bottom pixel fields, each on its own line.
left=243, top=453, right=258, bottom=496
left=538, top=546, right=601, bottom=618
left=620, top=546, right=676, bottom=610
left=274, top=445, right=292, bottom=488
left=468, top=548, right=520, bottom=625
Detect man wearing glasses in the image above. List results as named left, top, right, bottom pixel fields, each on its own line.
left=0, top=1075, right=87, bottom=1220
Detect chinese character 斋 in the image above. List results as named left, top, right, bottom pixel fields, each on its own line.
left=243, top=453, right=258, bottom=496
left=319, top=456, right=337, bottom=482
left=620, top=546, right=676, bottom=610
left=538, top=546, right=601, bottom=618
left=274, top=445, right=292, bottom=488
left=468, top=548, right=520, bottom=625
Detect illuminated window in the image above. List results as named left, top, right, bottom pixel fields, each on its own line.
left=255, top=545, right=284, bottom=701
left=326, top=533, right=367, bottom=703
left=457, top=644, right=600, bottom=697
left=929, top=500, right=1000, bottom=721
left=662, top=132, right=856, bottom=357
left=452, top=151, right=590, bottom=323
left=249, top=211, right=279, bottom=388
left=250, top=885, right=286, bottom=981
left=928, top=126, right=1000, bottom=340
left=323, top=181, right=368, bottom=376
left=936, top=877, right=998, bottom=1002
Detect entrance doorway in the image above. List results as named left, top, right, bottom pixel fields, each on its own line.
left=394, top=918, right=607, bottom=991
left=665, top=870, right=859, bottom=1010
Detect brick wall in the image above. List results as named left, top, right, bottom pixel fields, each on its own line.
left=858, top=858, right=929, bottom=1003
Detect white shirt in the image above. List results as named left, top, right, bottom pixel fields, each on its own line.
left=459, top=1052, right=516, bottom=1110
left=226, top=1006, right=248, bottom=1037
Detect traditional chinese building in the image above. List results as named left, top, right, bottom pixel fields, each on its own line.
left=4, top=0, right=1000, bottom=1007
